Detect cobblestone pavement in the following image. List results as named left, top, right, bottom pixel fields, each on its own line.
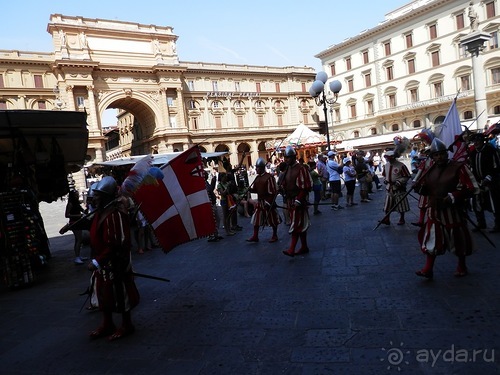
left=1, top=185, right=499, bottom=375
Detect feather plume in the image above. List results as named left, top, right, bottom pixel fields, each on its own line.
left=393, top=136, right=410, bottom=158
left=120, top=155, right=153, bottom=196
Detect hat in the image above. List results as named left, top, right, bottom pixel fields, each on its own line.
left=384, top=150, right=395, bottom=157
left=327, top=151, right=336, bottom=157
left=343, top=157, right=351, bottom=164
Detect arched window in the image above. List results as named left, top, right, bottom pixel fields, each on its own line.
left=463, top=110, right=473, bottom=119
left=413, top=120, right=422, bottom=128
left=370, top=128, right=377, bottom=135
left=391, top=123, right=399, bottom=131
left=353, top=130, right=360, bottom=138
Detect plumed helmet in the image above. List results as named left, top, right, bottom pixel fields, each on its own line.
left=429, top=138, right=448, bottom=154
left=87, top=182, right=99, bottom=198
left=284, top=146, right=296, bottom=157
left=255, top=157, right=266, bottom=168
left=93, top=176, right=117, bottom=196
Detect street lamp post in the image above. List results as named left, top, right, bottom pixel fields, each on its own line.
left=309, top=71, right=342, bottom=151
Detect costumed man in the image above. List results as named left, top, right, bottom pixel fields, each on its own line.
left=87, top=176, right=140, bottom=341
left=281, top=146, right=313, bottom=257
left=380, top=150, right=411, bottom=225
left=469, top=132, right=500, bottom=233
left=411, top=147, right=433, bottom=227
left=414, top=138, right=479, bottom=279
left=246, top=157, right=281, bottom=243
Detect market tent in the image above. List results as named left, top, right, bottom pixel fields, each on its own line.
left=265, top=124, right=326, bottom=150
left=92, top=151, right=229, bottom=167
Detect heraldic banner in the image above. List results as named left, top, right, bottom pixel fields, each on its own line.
left=132, top=146, right=216, bottom=253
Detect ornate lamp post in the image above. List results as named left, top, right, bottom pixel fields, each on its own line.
left=309, top=71, right=342, bottom=151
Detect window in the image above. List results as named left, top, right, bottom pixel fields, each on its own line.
left=258, top=114, right=264, bottom=127
left=456, top=13, right=465, bottom=30
left=76, top=96, right=85, bottom=107
left=167, top=97, right=174, bottom=106
left=302, top=113, right=308, bottom=124
left=170, top=115, right=177, bottom=128
left=345, top=56, right=351, bottom=70
left=189, top=100, right=196, bottom=109
left=191, top=117, right=198, bottom=129
left=494, top=105, right=500, bottom=114
left=371, top=128, right=377, bottom=135
left=301, top=82, right=306, bottom=92
left=277, top=114, right=283, bottom=126
left=255, top=100, right=263, bottom=108
left=362, top=50, right=369, bottom=64
left=366, top=100, right=374, bottom=115
left=364, top=73, right=371, bottom=88
left=410, top=88, right=419, bottom=103
left=215, top=116, right=222, bottom=129
left=34, top=74, right=43, bottom=88
left=38, top=101, right=46, bottom=109
left=237, top=115, right=244, bottom=128
left=256, top=82, right=261, bottom=93
left=234, top=100, right=242, bottom=109
left=0, top=101, right=6, bottom=109
left=388, top=94, right=397, bottom=108
left=349, top=104, right=357, bottom=119
left=413, top=120, right=421, bottom=128
left=187, top=80, right=194, bottom=90
left=489, top=31, right=499, bottom=49
left=433, top=82, right=443, bottom=97
left=391, top=123, right=400, bottom=131
left=275, top=82, right=280, bottom=93
left=429, top=24, right=437, bottom=40
left=491, top=67, right=500, bottom=84
left=408, top=59, right=415, bottom=74
left=212, top=101, right=220, bottom=109
left=235, top=82, right=241, bottom=92
left=384, top=41, right=391, bottom=56
left=334, top=108, right=340, bottom=122
left=460, top=75, right=471, bottom=91
left=486, top=1, right=496, bottom=18
left=386, top=66, right=394, bottom=81
left=330, top=63, right=336, bottom=76
left=212, top=81, right=218, bottom=91
left=347, top=78, right=354, bottom=92
left=405, top=33, right=413, bottom=48
left=459, top=44, right=468, bottom=58
left=463, top=110, right=473, bottom=119
left=431, top=51, right=440, bottom=67
left=353, top=130, right=360, bottom=138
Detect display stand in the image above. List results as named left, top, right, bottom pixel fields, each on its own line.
left=0, top=188, right=50, bottom=288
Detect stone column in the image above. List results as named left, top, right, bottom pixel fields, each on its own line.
left=460, top=31, right=492, bottom=131
left=17, top=95, right=26, bottom=109
left=86, top=85, right=100, bottom=136
left=65, top=85, right=75, bottom=111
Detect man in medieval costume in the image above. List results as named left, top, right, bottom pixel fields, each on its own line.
left=87, top=176, right=140, bottom=340
left=246, top=158, right=281, bottom=243
left=380, top=150, right=411, bottom=225
left=469, top=132, right=500, bottom=233
left=281, top=146, right=313, bottom=257
left=414, top=138, right=479, bottom=279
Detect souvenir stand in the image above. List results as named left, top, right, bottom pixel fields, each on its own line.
left=0, top=110, right=88, bottom=289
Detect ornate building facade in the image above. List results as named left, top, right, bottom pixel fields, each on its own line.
left=315, top=0, right=500, bottom=152
left=0, top=14, right=317, bottom=189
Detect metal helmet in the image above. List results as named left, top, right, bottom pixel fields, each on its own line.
left=93, top=176, right=117, bottom=197
left=87, top=182, right=98, bottom=198
left=255, top=157, right=266, bottom=168
left=284, top=146, right=296, bottom=158
left=429, top=138, right=448, bottom=154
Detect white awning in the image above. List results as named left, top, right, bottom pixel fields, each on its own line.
left=338, top=129, right=421, bottom=150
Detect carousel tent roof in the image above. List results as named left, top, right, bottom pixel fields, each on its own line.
left=266, top=124, right=326, bottom=150
left=92, top=151, right=229, bottom=167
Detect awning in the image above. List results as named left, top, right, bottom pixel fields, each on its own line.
left=0, top=110, right=89, bottom=173
left=92, top=151, right=229, bottom=167
left=337, top=129, right=421, bottom=150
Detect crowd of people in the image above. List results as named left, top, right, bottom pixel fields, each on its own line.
left=60, top=126, right=499, bottom=340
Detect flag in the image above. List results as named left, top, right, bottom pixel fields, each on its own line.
left=435, top=99, right=462, bottom=158
left=132, top=146, right=216, bottom=253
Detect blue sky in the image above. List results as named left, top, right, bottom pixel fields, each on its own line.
left=2, top=0, right=408, bottom=71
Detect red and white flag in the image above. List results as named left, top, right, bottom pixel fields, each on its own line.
left=132, top=146, right=216, bottom=253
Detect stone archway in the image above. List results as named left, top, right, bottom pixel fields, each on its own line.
left=237, top=142, right=251, bottom=168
